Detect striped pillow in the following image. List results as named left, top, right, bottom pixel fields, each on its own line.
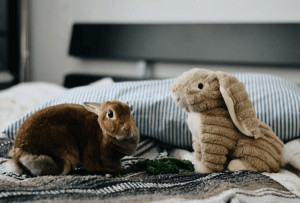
left=2, top=73, right=300, bottom=149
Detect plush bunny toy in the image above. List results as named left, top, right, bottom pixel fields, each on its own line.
left=170, top=68, right=284, bottom=173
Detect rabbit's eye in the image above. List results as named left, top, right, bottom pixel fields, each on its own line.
left=107, top=110, right=114, bottom=118
left=198, top=83, right=204, bottom=89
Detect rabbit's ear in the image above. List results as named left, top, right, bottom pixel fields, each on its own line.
left=83, top=102, right=102, bottom=116
left=216, top=72, right=261, bottom=139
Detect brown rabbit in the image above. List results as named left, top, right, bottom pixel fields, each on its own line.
left=6, top=101, right=139, bottom=176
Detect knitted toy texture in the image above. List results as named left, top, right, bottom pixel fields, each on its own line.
left=170, top=68, right=284, bottom=173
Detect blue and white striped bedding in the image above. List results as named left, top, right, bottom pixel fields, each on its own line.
left=2, top=73, right=300, bottom=149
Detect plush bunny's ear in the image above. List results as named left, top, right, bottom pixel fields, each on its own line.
left=217, top=72, right=261, bottom=139
left=83, top=102, right=102, bottom=116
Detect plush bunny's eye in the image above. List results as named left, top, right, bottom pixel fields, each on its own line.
left=198, top=83, right=204, bottom=89
left=107, top=110, right=114, bottom=118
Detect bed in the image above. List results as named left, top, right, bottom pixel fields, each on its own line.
left=0, top=74, right=300, bottom=202
left=1, top=22, right=300, bottom=202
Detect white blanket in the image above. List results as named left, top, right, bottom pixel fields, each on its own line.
left=0, top=82, right=66, bottom=134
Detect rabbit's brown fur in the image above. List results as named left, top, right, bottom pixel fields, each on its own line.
left=8, top=101, right=139, bottom=176
left=170, top=69, right=284, bottom=173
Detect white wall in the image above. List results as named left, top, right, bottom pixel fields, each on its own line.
left=29, top=0, right=300, bottom=85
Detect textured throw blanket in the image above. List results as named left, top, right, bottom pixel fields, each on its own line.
left=0, top=138, right=299, bottom=203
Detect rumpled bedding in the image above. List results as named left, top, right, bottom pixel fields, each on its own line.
left=0, top=80, right=299, bottom=202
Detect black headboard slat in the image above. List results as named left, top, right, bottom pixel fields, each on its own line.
left=69, top=23, right=300, bottom=67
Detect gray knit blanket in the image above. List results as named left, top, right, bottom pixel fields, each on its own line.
left=0, top=138, right=299, bottom=203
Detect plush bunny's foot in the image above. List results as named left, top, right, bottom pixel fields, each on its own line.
left=228, top=159, right=257, bottom=172
left=194, top=161, right=212, bottom=173
left=282, top=139, right=300, bottom=171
